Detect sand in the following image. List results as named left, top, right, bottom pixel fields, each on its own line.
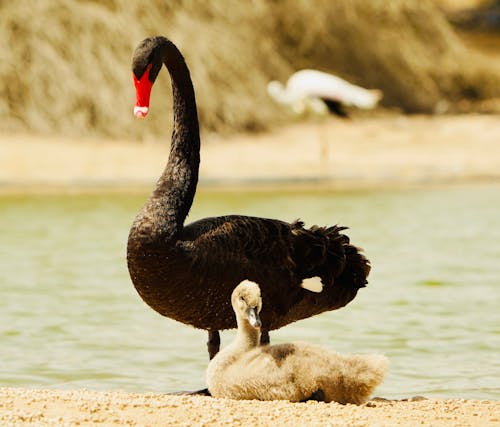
left=0, top=387, right=499, bottom=427
left=1, top=114, right=500, bottom=425
left=1, top=114, right=500, bottom=192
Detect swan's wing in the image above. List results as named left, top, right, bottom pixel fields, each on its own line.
left=180, top=215, right=302, bottom=317
left=179, top=215, right=370, bottom=329
left=287, top=69, right=382, bottom=109
left=181, top=215, right=297, bottom=274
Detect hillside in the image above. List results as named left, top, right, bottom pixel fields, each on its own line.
left=2, top=0, right=500, bottom=139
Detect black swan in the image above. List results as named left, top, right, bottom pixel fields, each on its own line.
left=127, top=36, right=371, bottom=359
left=206, top=280, right=387, bottom=403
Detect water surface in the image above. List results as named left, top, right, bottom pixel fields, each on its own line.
left=0, top=184, right=499, bottom=399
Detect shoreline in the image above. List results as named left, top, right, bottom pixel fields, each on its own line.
left=1, top=387, right=498, bottom=426
left=1, top=114, right=500, bottom=193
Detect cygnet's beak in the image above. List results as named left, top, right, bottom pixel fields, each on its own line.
left=247, top=307, right=261, bottom=328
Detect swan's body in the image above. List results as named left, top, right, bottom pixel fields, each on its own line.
left=207, top=281, right=387, bottom=403
left=127, top=36, right=371, bottom=359
left=267, top=69, right=383, bottom=117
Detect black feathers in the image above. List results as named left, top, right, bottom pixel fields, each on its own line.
left=127, top=36, right=370, bottom=358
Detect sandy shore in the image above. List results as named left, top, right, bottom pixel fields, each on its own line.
left=1, top=114, right=500, bottom=191
left=1, top=387, right=499, bottom=426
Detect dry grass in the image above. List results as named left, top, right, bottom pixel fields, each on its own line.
left=1, top=0, right=500, bottom=139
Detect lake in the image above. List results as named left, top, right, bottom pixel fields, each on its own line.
left=0, top=184, right=499, bottom=400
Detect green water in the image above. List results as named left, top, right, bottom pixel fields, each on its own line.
left=1, top=185, right=499, bottom=399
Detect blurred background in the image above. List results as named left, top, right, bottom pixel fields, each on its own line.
left=1, top=0, right=500, bottom=138
left=0, top=0, right=499, bottom=400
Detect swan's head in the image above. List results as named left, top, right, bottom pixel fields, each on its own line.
left=132, top=37, right=165, bottom=118
left=267, top=81, right=288, bottom=105
left=267, top=80, right=319, bottom=115
left=231, top=280, right=262, bottom=329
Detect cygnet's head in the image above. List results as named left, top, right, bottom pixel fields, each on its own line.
left=231, top=280, right=262, bottom=329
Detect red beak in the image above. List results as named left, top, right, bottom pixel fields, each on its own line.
left=133, top=64, right=153, bottom=118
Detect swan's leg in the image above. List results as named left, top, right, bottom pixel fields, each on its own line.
left=207, top=330, right=220, bottom=359
left=172, top=388, right=211, bottom=396
left=301, top=389, right=326, bottom=402
left=260, top=329, right=270, bottom=345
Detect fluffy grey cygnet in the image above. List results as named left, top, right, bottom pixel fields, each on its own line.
left=206, top=280, right=387, bottom=404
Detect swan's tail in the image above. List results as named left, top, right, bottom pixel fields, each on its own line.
left=292, top=222, right=371, bottom=309
left=322, top=353, right=388, bottom=404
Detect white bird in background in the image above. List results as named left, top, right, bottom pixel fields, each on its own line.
left=267, top=69, right=383, bottom=117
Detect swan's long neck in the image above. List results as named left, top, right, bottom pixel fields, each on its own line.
left=145, top=39, right=200, bottom=244
left=232, top=314, right=261, bottom=352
